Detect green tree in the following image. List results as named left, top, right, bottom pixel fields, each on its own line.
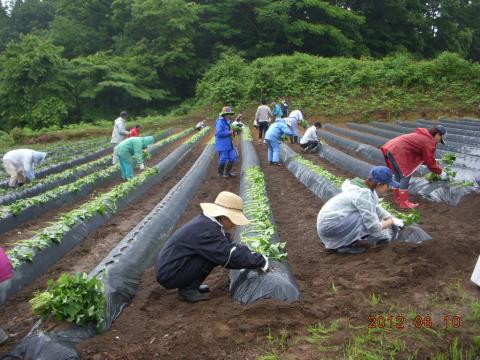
left=0, top=35, right=71, bottom=131
left=48, top=0, right=115, bottom=58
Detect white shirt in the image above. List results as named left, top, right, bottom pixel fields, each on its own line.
left=288, top=110, right=303, bottom=122
left=300, top=126, right=319, bottom=144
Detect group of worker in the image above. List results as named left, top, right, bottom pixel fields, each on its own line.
left=154, top=104, right=449, bottom=301
left=0, top=106, right=450, bottom=307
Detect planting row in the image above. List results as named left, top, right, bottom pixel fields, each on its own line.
left=0, top=127, right=210, bottom=306
left=4, top=136, right=216, bottom=360
left=230, top=126, right=300, bottom=304
left=0, top=129, right=189, bottom=235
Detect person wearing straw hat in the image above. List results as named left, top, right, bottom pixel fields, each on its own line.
left=215, top=106, right=238, bottom=178
left=381, top=125, right=447, bottom=209
left=155, top=191, right=269, bottom=302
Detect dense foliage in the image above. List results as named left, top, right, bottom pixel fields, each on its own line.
left=196, top=52, right=480, bottom=117
left=0, top=0, right=480, bottom=130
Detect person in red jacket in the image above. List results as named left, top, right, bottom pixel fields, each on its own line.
left=129, top=124, right=140, bottom=137
left=381, top=125, right=448, bottom=209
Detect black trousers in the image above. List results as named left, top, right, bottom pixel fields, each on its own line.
left=258, top=121, right=269, bottom=139
left=300, top=140, right=319, bottom=150
left=160, top=256, right=215, bottom=290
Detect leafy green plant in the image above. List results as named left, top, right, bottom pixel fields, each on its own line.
left=242, top=126, right=253, bottom=141
left=425, top=153, right=475, bottom=187
left=241, top=166, right=287, bottom=260
left=370, top=292, right=380, bottom=306
left=299, top=119, right=309, bottom=129
left=30, top=272, right=106, bottom=331
left=185, top=126, right=210, bottom=144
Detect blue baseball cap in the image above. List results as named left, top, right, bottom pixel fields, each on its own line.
left=434, top=125, right=447, bottom=144
left=369, top=166, right=400, bottom=188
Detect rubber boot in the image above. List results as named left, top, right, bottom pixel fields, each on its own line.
left=392, top=188, right=401, bottom=205
left=225, top=161, right=236, bottom=177
left=398, top=190, right=419, bottom=209
left=336, top=246, right=366, bottom=255
left=218, top=164, right=227, bottom=178
left=198, top=284, right=210, bottom=293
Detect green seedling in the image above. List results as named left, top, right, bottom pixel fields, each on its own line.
left=370, top=292, right=380, bottom=306
left=30, top=272, right=106, bottom=331
left=425, top=153, right=475, bottom=187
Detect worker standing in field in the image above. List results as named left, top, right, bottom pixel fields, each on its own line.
left=116, top=136, right=154, bottom=180
left=287, top=109, right=304, bottom=144
left=264, top=119, right=293, bottom=166
left=215, top=106, right=237, bottom=178
left=155, top=191, right=269, bottom=302
left=271, top=102, right=283, bottom=122
left=2, top=149, right=47, bottom=187
left=300, top=121, right=322, bottom=153
left=255, top=99, right=273, bottom=145
left=317, top=166, right=404, bottom=255
left=129, top=124, right=140, bottom=137
left=111, top=111, right=129, bottom=165
left=381, top=125, right=447, bottom=209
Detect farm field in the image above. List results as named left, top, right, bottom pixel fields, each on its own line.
left=1, top=119, right=480, bottom=359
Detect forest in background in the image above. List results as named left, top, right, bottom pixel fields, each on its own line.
left=1, top=0, right=480, bottom=132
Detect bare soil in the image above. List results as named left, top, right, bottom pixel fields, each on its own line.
left=0, top=132, right=212, bottom=355
left=71, top=135, right=480, bottom=359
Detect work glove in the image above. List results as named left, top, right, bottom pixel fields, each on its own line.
left=440, top=170, right=449, bottom=181
left=139, top=163, right=145, bottom=170
left=259, top=256, right=269, bottom=272
left=392, top=217, right=404, bottom=228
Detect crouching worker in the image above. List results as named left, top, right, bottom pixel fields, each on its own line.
left=2, top=149, right=47, bottom=187
left=300, top=121, right=322, bottom=153
left=155, top=191, right=269, bottom=302
left=317, top=166, right=404, bottom=255
left=116, top=136, right=154, bottom=181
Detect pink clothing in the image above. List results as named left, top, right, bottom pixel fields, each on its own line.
left=0, top=248, right=13, bottom=283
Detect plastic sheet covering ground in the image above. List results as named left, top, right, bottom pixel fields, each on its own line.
left=329, top=123, right=480, bottom=171
left=279, top=144, right=431, bottom=245
left=414, top=120, right=480, bottom=142
left=349, top=122, right=480, bottom=157
left=318, top=143, right=477, bottom=207
left=437, top=119, right=480, bottom=131
left=3, top=144, right=216, bottom=360
left=229, top=136, right=301, bottom=305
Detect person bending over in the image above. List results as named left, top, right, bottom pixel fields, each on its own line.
left=2, top=149, right=46, bottom=188
left=317, top=166, right=404, bottom=255
left=155, top=191, right=269, bottom=302
left=300, top=121, right=322, bottom=153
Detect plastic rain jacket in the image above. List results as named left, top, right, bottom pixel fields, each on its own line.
left=215, top=116, right=234, bottom=152
left=381, top=128, right=442, bottom=177
left=265, top=121, right=293, bottom=143
left=2, top=149, right=47, bottom=181
left=111, top=117, right=129, bottom=144
left=117, top=136, right=154, bottom=165
left=317, top=178, right=391, bottom=249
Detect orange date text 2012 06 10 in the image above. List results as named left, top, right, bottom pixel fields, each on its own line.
left=368, top=314, right=462, bottom=330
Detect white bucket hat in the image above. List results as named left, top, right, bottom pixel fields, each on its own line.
left=200, top=191, right=250, bottom=226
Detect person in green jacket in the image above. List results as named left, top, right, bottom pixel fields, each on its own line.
left=117, top=136, right=154, bottom=180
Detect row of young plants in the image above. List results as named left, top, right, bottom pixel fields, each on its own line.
left=0, top=155, right=112, bottom=198
left=6, top=128, right=207, bottom=269
left=0, top=129, right=190, bottom=221
left=7, top=166, right=159, bottom=268
left=12, top=138, right=217, bottom=355
left=425, top=153, right=476, bottom=187
left=241, top=166, right=287, bottom=260
left=292, top=155, right=421, bottom=225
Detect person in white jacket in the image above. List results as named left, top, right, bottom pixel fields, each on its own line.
left=2, top=149, right=47, bottom=187
left=110, top=111, right=129, bottom=164
left=317, top=166, right=404, bottom=254
left=300, top=122, right=322, bottom=152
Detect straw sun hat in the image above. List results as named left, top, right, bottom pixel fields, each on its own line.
left=200, top=191, right=250, bottom=226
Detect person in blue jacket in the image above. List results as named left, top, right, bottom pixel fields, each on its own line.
left=264, top=119, right=293, bottom=166
left=215, top=106, right=237, bottom=178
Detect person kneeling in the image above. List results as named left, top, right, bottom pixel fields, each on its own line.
left=155, top=191, right=269, bottom=302
left=316, top=166, right=404, bottom=255
left=300, top=121, right=322, bottom=153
